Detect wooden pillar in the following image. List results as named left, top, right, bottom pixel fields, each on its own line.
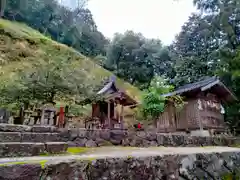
left=120, top=105, right=123, bottom=123
left=108, top=101, right=111, bottom=129
left=120, top=105, right=124, bottom=129
left=198, top=99, right=203, bottom=131
left=114, top=102, right=117, bottom=119
left=40, top=109, right=45, bottom=125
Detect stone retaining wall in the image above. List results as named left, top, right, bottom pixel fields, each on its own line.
left=0, top=132, right=61, bottom=142
left=0, top=151, right=240, bottom=179
left=0, top=124, right=68, bottom=157
left=0, top=142, right=68, bottom=157
left=59, top=128, right=239, bottom=147
left=0, top=124, right=61, bottom=143
left=0, top=123, right=57, bottom=132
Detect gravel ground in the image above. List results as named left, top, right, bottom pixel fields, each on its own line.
left=0, top=146, right=239, bottom=165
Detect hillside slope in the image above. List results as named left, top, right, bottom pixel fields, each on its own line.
left=0, top=19, right=141, bottom=97
left=0, top=19, right=142, bottom=117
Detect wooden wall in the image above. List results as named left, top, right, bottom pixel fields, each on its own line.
left=198, top=98, right=225, bottom=129
left=157, top=94, right=226, bottom=133
left=157, top=99, right=201, bottom=132
left=157, top=102, right=177, bottom=132
left=175, top=99, right=200, bottom=130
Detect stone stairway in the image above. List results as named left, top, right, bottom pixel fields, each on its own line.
left=0, top=123, right=68, bottom=157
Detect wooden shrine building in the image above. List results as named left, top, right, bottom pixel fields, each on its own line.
left=84, top=76, right=138, bottom=130
left=158, top=76, right=237, bottom=135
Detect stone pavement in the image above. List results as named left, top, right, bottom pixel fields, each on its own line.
left=1, top=146, right=240, bottom=179
left=0, top=146, right=239, bottom=165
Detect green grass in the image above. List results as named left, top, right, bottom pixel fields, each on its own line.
left=0, top=160, right=48, bottom=168
left=67, top=147, right=90, bottom=154
left=39, top=147, right=91, bottom=157
left=0, top=19, right=142, bottom=117
left=0, top=147, right=92, bottom=168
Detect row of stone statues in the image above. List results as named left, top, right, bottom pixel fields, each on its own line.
left=0, top=103, right=71, bottom=127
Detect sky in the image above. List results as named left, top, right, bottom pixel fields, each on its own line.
left=87, top=0, right=196, bottom=45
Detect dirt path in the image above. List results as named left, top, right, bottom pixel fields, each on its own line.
left=0, top=146, right=239, bottom=165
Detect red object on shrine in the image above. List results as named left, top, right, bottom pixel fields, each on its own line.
left=59, top=106, right=64, bottom=127
left=137, top=123, right=141, bottom=129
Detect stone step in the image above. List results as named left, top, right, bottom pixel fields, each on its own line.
left=0, top=142, right=68, bottom=157
left=0, top=132, right=61, bottom=142
left=0, top=123, right=57, bottom=133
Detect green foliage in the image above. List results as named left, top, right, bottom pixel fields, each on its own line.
left=141, top=90, right=165, bottom=120
left=2, top=0, right=108, bottom=57
left=2, top=0, right=240, bottom=132
left=140, top=77, right=177, bottom=120
left=168, top=0, right=240, bottom=132
left=105, top=31, right=175, bottom=89
left=0, top=19, right=142, bottom=114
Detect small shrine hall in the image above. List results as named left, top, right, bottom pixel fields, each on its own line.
left=84, top=76, right=138, bottom=130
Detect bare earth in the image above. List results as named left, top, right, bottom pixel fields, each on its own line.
left=0, top=146, right=240, bottom=165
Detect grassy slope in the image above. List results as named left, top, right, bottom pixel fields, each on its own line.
left=0, top=19, right=141, bottom=122
left=0, top=19, right=141, bottom=99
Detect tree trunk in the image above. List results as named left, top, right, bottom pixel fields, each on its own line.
left=0, top=0, right=6, bottom=18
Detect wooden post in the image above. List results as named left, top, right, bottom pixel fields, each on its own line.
left=120, top=105, right=124, bottom=129
left=40, top=109, right=45, bottom=125
left=114, top=102, right=116, bottom=119
left=120, top=105, right=123, bottom=123
left=108, top=101, right=111, bottom=129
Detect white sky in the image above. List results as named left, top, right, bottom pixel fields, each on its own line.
left=88, top=0, right=196, bottom=45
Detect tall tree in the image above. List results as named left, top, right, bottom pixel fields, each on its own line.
left=172, top=0, right=240, bottom=132
left=172, top=14, right=221, bottom=86
left=0, top=0, right=6, bottom=17
left=106, top=31, right=174, bottom=89
left=2, top=0, right=108, bottom=57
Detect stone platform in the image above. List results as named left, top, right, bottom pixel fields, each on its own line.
left=0, top=146, right=240, bottom=179
left=59, top=128, right=239, bottom=147
left=0, top=123, right=57, bottom=132
left=0, top=124, right=68, bottom=157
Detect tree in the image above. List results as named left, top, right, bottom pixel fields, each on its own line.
left=172, top=0, right=240, bottom=132
left=2, top=0, right=108, bottom=57
left=140, top=76, right=184, bottom=122
left=0, top=59, right=93, bottom=110
left=106, top=31, right=174, bottom=89
left=171, top=14, right=221, bottom=86
left=141, top=77, right=169, bottom=120
left=0, top=0, right=6, bottom=17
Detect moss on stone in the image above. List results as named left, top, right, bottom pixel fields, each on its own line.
left=38, top=147, right=91, bottom=157
left=99, top=140, right=114, bottom=146
left=0, top=160, right=47, bottom=169
left=222, top=170, right=240, bottom=180
left=67, top=147, right=90, bottom=154
left=127, top=155, right=132, bottom=160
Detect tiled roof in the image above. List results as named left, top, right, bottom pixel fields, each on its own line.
left=97, top=76, right=118, bottom=95
left=162, top=76, right=237, bottom=101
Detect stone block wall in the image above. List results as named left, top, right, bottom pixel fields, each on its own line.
left=58, top=128, right=238, bottom=147
left=0, top=124, right=68, bottom=157
left=1, top=151, right=240, bottom=179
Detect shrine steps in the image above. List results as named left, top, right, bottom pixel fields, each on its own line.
left=0, top=124, right=68, bottom=157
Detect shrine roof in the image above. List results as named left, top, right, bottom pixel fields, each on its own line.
left=96, top=76, right=118, bottom=95
left=79, top=76, right=138, bottom=107
left=162, top=76, right=237, bottom=103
